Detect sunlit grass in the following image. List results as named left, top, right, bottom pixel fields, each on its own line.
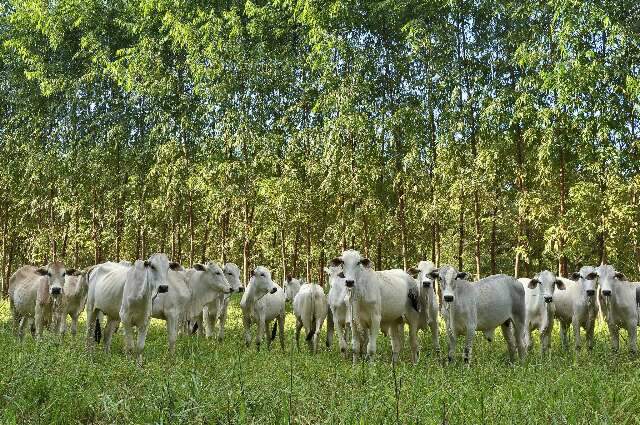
left=0, top=298, right=639, bottom=424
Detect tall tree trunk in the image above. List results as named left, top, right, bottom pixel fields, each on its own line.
left=305, top=227, right=311, bottom=283
left=457, top=187, right=465, bottom=271
left=490, top=205, right=498, bottom=275
left=558, top=143, right=568, bottom=276
left=280, top=226, right=287, bottom=282
left=292, top=226, right=300, bottom=276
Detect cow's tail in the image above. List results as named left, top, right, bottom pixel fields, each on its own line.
left=270, top=320, right=278, bottom=342
left=305, top=319, right=316, bottom=341
left=94, top=312, right=102, bottom=343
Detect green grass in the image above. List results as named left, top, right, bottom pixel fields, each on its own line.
left=1, top=298, right=639, bottom=424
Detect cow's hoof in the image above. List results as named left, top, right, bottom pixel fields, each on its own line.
left=447, top=355, right=453, bottom=363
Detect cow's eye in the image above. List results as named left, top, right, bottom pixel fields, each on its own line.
left=62, top=272, right=66, bottom=277
left=587, top=273, right=597, bottom=280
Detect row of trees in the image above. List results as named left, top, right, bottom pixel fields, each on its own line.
left=1, top=0, right=639, bottom=294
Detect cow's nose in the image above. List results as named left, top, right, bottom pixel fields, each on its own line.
left=51, top=287, right=62, bottom=295
left=345, top=280, right=355, bottom=288
left=270, top=287, right=277, bottom=294
left=444, top=295, right=454, bottom=302
left=544, top=296, right=553, bottom=303
left=158, top=285, right=169, bottom=293
left=422, top=281, right=431, bottom=288
left=586, top=289, right=595, bottom=296
left=602, top=289, right=611, bottom=296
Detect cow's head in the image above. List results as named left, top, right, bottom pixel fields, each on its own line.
left=570, top=266, right=598, bottom=297
left=193, top=262, right=232, bottom=294
left=597, top=264, right=625, bottom=297
left=251, top=266, right=278, bottom=295
left=527, top=270, right=564, bottom=303
left=223, top=262, right=243, bottom=293
left=436, top=265, right=468, bottom=303
left=330, top=250, right=371, bottom=289
left=407, top=260, right=437, bottom=293
left=143, top=253, right=177, bottom=294
left=35, top=262, right=68, bottom=297
left=283, top=275, right=302, bottom=303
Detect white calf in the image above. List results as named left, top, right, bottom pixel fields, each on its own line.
left=519, top=270, right=565, bottom=354
left=407, top=261, right=440, bottom=356
left=324, top=265, right=352, bottom=355
left=240, top=266, right=286, bottom=351
left=202, top=262, right=243, bottom=341
left=293, top=283, right=328, bottom=353
left=152, top=266, right=191, bottom=355
left=437, top=265, right=526, bottom=365
left=597, top=264, right=640, bottom=354
left=9, top=262, right=70, bottom=339
left=553, top=266, right=598, bottom=351
left=52, top=270, right=88, bottom=336
left=331, top=250, right=421, bottom=364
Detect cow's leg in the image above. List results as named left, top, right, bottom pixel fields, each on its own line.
left=17, top=316, right=27, bottom=340
left=278, top=314, right=285, bottom=351
left=70, top=313, right=79, bottom=337
left=10, top=299, right=20, bottom=337
left=559, top=321, right=570, bottom=350
left=608, top=321, right=620, bottom=352
left=136, top=324, right=149, bottom=366
left=447, top=330, right=457, bottom=364
left=167, top=316, right=178, bottom=356
left=122, top=322, right=135, bottom=357
left=541, top=320, right=553, bottom=356
left=218, top=302, right=230, bottom=342
left=326, top=308, right=334, bottom=349
left=86, top=309, right=96, bottom=349
left=204, top=309, right=216, bottom=339
left=586, top=319, right=595, bottom=351
left=335, top=316, right=347, bottom=356
left=501, top=322, right=516, bottom=363
left=295, top=317, right=303, bottom=350
left=431, top=317, right=441, bottom=355
left=409, top=322, right=419, bottom=364
left=104, top=318, right=120, bottom=354
left=243, top=316, right=252, bottom=348
left=573, top=317, right=582, bottom=351
left=367, top=313, right=381, bottom=361
left=256, top=318, right=265, bottom=351
left=628, top=321, right=638, bottom=355
left=389, top=321, right=401, bottom=364
left=34, top=303, right=44, bottom=340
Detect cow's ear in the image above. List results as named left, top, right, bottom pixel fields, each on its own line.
left=360, top=258, right=372, bottom=268
left=555, top=279, right=566, bottom=290
left=527, top=278, right=539, bottom=289
left=35, top=267, right=49, bottom=276
left=456, top=272, right=469, bottom=280
left=286, top=274, right=292, bottom=283
left=614, top=271, right=625, bottom=281
left=169, top=262, right=181, bottom=271
left=570, top=272, right=581, bottom=281
left=407, top=267, right=419, bottom=278
left=144, top=260, right=151, bottom=268
left=193, top=263, right=206, bottom=272
left=429, top=269, right=440, bottom=279
left=330, top=257, right=343, bottom=267
left=66, top=268, right=76, bottom=276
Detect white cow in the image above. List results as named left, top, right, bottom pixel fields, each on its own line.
left=293, top=282, right=328, bottom=353
left=283, top=275, right=302, bottom=303
left=9, top=262, right=72, bottom=339
left=240, top=266, right=286, bottom=351
left=597, top=264, right=640, bottom=354
left=52, top=270, right=88, bottom=336
left=518, top=270, right=565, bottom=354
left=151, top=266, right=191, bottom=355
left=324, top=265, right=352, bottom=355
left=436, top=265, right=526, bottom=365
left=185, top=262, right=233, bottom=337
left=553, top=266, right=599, bottom=351
left=407, top=261, right=440, bottom=356
left=202, top=262, right=243, bottom=341
left=86, top=254, right=177, bottom=364
left=331, top=250, right=421, bottom=364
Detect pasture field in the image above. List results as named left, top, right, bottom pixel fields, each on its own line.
left=0, top=298, right=639, bottom=424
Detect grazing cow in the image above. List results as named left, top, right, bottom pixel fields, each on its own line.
left=9, top=263, right=74, bottom=339
left=597, top=264, right=640, bottom=354
left=331, top=250, right=421, bottom=364
left=436, top=265, right=526, bottom=365
left=283, top=275, right=302, bottom=303
left=407, top=261, right=440, bottom=356
left=185, top=262, right=233, bottom=337
left=240, top=266, right=286, bottom=351
left=518, top=270, right=565, bottom=354
left=151, top=266, right=191, bottom=355
left=52, top=270, right=89, bottom=336
left=324, top=265, right=352, bottom=355
left=202, top=262, right=244, bottom=341
left=293, top=282, right=328, bottom=353
left=553, top=266, right=598, bottom=351
left=86, top=254, right=177, bottom=364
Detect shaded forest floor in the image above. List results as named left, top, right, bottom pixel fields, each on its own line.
left=0, top=298, right=639, bottom=424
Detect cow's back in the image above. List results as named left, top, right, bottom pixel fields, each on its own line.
left=89, top=262, right=129, bottom=318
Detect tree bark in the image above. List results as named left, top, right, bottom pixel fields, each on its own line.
left=458, top=187, right=465, bottom=271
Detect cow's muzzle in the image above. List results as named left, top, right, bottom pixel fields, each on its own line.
left=544, top=296, right=553, bottom=304
left=158, top=285, right=169, bottom=294
left=422, top=281, right=431, bottom=288
left=602, top=289, right=611, bottom=297
left=270, top=287, right=277, bottom=294
left=345, top=280, right=355, bottom=288
left=51, top=287, right=62, bottom=295
left=586, top=289, right=595, bottom=296
left=444, top=295, right=454, bottom=302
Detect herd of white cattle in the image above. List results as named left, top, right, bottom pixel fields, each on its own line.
left=6, top=249, right=640, bottom=366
